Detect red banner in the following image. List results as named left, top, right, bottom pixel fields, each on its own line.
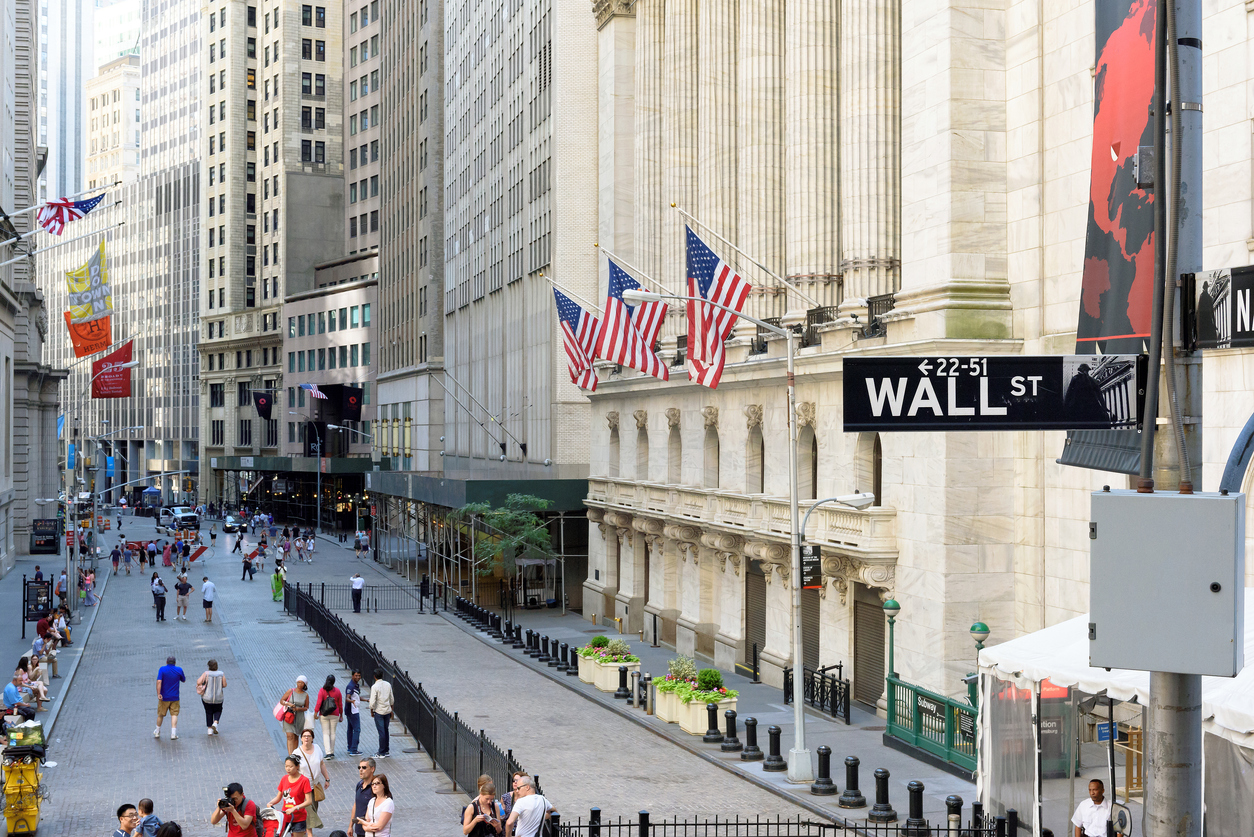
left=91, top=340, right=133, bottom=398
left=65, top=312, right=111, bottom=358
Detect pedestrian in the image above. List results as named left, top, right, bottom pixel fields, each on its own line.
left=30, top=636, right=57, bottom=680
left=148, top=539, right=159, bottom=568
left=150, top=571, right=161, bottom=608
left=269, top=755, right=313, bottom=834
left=499, top=771, right=529, bottom=818
left=283, top=526, right=291, bottom=540
left=201, top=576, right=216, bottom=623
left=209, top=782, right=258, bottom=837
left=174, top=574, right=192, bottom=621
left=257, top=532, right=267, bottom=572
left=196, top=658, right=227, bottom=735
left=313, top=674, right=343, bottom=757
left=210, top=523, right=217, bottom=549
left=463, top=780, right=503, bottom=837
left=1072, top=779, right=1112, bottom=837
left=292, top=727, right=329, bottom=829
left=182, top=540, right=191, bottom=564
left=272, top=568, right=285, bottom=602
left=241, top=552, right=254, bottom=582
left=295, top=537, right=305, bottom=563
left=349, top=757, right=376, bottom=837
left=54, top=607, right=71, bottom=646
left=355, top=773, right=393, bottom=836
left=360, top=531, right=369, bottom=558
left=306, top=536, right=316, bottom=562
left=344, top=671, right=363, bottom=756
left=353, top=532, right=362, bottom=559
left=137, top=799, right=163, bottom=837
left=283, top=538, right=292, bottom=563
left=4, top=673, right=36, bottom=721
left=368, top=668, right=393, bottom=759
left=123, top=547, right=133, bottom=575
left=13, top=659, right=47, bottom=710
left=230, top=531, right=244, bottom=554
left=84, top=569, right=98, bottom=607
left=55, top=570, right=68, bottom=605
left=111, top=546, right=121, bottom=574
left=280, top=675, right=312, bottom=753
left=152, top=575, right=168, bottom=622
left=162, top=542, right=172, bottom=568
left=502, top=777, right=553, bottom=837
left=154, top=654, right=185, bottom=740
left=114, top=804, right=140, bottom=837
left=351, top=573, right=364, bottom=613
left=33, top=565, right=42, bottom=582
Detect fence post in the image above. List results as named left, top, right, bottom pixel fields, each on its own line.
left=637, top=811, right=650, bottom=837
left=904, top=781, right=930, bottom=836
left=741, top=717, right=763, bottom=761
left=1006, top=810, right=1018, bottom=836
left=811, top=745, right=837, bottom=796
left=994, top=817, right=1006, bottom=837
left=589, top=807, right=601, bottom=837
left=762, top=725, right=786, bottom=771
left=615, top=666, right=631, bottom=699
left=868, top=768, right=897, bottom=823
left=839, top=756, right=866, bottom=808
left=451, top=711, right=460, bottom=793
left=721, top=710, right=742, bottom=752
left=702, top=703, right=724, bottom=743
left=946, top=796, right=963, bottom=832
left=970, top=801, right=984, bottom=837
left=548, top=812, right=559, bottom=834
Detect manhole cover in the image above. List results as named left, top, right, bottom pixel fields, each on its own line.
left=863, top=725, right=886, bottom=731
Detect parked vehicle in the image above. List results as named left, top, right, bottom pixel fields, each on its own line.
left=222, top=515, right=241, bottom=533
left=159, top=506, right=200, bottom=529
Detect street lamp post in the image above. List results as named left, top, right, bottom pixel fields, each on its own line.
left=882, top=598, right=901, bottom=722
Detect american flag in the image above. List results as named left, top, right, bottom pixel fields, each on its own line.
left=552, top=288, right=600, bottom=391
left=36, top=194, right=106, bottom=236
left=685, top=226, right=751, bottom=388
left=594, top=261, right=668, bottom=381
left=300, top=383, right=329, bottom=400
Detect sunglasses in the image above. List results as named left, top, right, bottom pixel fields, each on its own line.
left=358, top=766, right=370, bottom=770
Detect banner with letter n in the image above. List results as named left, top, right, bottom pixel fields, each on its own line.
left=91, top=340, right=132, bottom=398
left=843, top=355, right=1147, bottom=432
left=1184, top=266, right=1254, bottom=350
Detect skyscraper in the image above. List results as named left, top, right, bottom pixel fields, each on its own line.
left=84, top=53, right=140, bottom=189
left=39, top=0, right=92, bottom=200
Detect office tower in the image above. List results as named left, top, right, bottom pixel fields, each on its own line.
left=39, top=0, right=92, bottom=200
left=84, top=53, right=140, bottom=189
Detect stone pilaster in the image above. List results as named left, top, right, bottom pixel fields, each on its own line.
left=597, top=0, right=636, bottom=294
left=698, top=0, right=738, bottom=244
left=784, top=0, right=840, bottom=308
left=634, top=0, right=664, bottom=284
left=839, top=0, right=901, bottom=306
left=662, top=0, right=699, bottom=293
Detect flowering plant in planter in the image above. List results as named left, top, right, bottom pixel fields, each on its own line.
left=576, top=635, right=610, bottom=657
left=675, top=668, right=739, bottom=704
left=579, top=637, right=640, bottom=664
left=654, top=655, right=698, bottom=694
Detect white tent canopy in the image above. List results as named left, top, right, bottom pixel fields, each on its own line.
left=978, top=596, right=1254, bottom=747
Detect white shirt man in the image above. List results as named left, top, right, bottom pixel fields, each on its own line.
left=1072, top=780, right=1113, bottom=837
left=505, top=779, right=553, bottom=837
left=351, top=575, right=365, bottom=592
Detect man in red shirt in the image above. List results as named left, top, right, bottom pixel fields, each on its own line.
left=209, top=783, right=258, bottom=837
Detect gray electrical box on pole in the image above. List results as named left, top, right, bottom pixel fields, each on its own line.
left=1089, top=489, right=1245, bottom=676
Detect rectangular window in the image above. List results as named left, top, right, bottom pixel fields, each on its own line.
left=211, top=421, right=224, bottom=446
left=315, top=75, right=325, bottom=95
left=238, top=419, right=252, bottom=446
left=246, top=256, right=256, bottom=276
left=288, top=352, right=296, bottom=372
left=238, top=381, right=251, bottom=405
left=247, top=162, right=256, bottom=181
left=317, top=348, right=326, bottom=370
left=248, top=5, right=256, bottom=26
left=247, top=68, right=256, bottom=88
left=288, top=387, right=295, bottom=408
left=349, top=183, right=357, bottom=203
left=298, top=388, right=306, bottom=407
left=350, top=344, right=359, bottom=366
left=339, top=308, right=348, bottom=329
left=210, top=43, right=215, bottom=63
left=302, top=73, right=312, bottom=94
left=350, top=306, right=360, bottom=328
left=307, top=314, right=316, bottom=334
left=349, top=217, right=357, bottom=237
left=209, top=135, right=215, bottom=155
left=247, top=100, right=256, bottom=120
left=370, top=210, right=378, bottom=232
left=349, top=148, right=357, bottom=169
left=315, top=40, right=325, bottom=61
left=301, top=4, right=312, bottom=25
left=371, top=140, right=378, bottom=161
left=362, top=342, right=371, bottom=366
left=298, top=316, right=306, bottom=337
left=315, top=108, right=325, bottom=128
left=328, top=346, right=337, bottom=369
left=246, top=225, right=255, bottom=244
left=287, top=317, right=296, bottom=337
left=350, top=12, right=357, bottom=32
left=301, top=140, right=312, bottom=161
left=362, top=303, right=371, bottom=326
left=315, top=6, right=325, bottom=27
left=288, top=422, right=296, bottom=443
left=317, top=312, right=326, bottom=334
left=350, top=81, right=357, bottom=102
left=302, top=39, right=312, bottom=59
left=307, top=349, right=315, bottom=370
left=339, top=345, right=348, bottom=367
left=328, top=311, right=337, bottom=332
left=265, top=419, right=279, bottom=447
left=298, top=352, right=306, bottom=373
left=350, top=46, right=357, bottom=67
left=314, top=142, right=325, bottom=163
left=246, top=192, right=255, bottom=213
left=349, top=115, right=357, bottom=136
left=210, top=383, right=225, bottom=407
left=247, top=37, right=256, bottom=58
left=301, top=107, right=312, bottom=129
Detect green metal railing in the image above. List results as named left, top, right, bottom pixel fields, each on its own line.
left=885, top=674, right=977, bottom=772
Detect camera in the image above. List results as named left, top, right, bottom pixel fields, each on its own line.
left=219, top=788, right=233, bottom=809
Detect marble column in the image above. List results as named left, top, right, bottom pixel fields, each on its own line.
left=596, top=0, right=637, bottom=296
left=698, top=0, right=737, bottom=245
left=633, top=0, right=663, bottom=283
left=839, top=0, right=900, bottom=308
left=737, top=0, right=786, bottom=322
left=784, top=0, right=840, bottom=309
left=662, top=0, right=699, bottom=294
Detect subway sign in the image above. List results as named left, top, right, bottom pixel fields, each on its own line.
left=842, top=355, right=1147, bottom=432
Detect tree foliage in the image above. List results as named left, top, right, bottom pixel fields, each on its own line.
left=455, top=493, right=554, bottom=576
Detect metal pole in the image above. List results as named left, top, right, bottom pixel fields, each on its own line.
left=785, top=328, right=812, bottom=782
left=1147, top=673, right=1201, bottom=837
left=315, top=429, right=321, bottom=535
left=887, top=615, right=896, bottom=678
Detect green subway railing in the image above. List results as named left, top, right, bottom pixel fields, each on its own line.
left=885, top=674, right=977, bottom=772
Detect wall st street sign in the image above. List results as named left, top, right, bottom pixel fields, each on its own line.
left=843, top=355, right=1147, bottom=432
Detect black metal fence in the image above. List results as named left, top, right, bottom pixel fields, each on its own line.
left=783, top=663, right=852, bottom=725
left=283, top=582, right=529, bottom=795
left=292, top=580, right=431, bottom=611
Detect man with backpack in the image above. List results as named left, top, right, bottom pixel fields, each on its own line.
left=504, top=777, right=553, bottom=837
left=209, top=782, right=258, bottom=837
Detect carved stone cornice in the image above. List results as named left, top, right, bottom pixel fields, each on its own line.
left=702, top=406, right=719, bottom=429
left=700, top=531, right=743, bottom=553
left=586, top=507, right=608, bottom=540
left=715, top=551, right=742, bottom=576
left=797, top=402, right=816, bottom=428
left=617, top=527, right=634, bottom=547
left=592, top=0, right=632, bottom=29
left=633, top=409, right=648, bottom=430
left=663, top=522, right=701, bottom=546
left=861, top=563, right=896, bottom=598
left=631, top=516, right=664, bottom=537
left=665, top=407, right=681, bottom=428
left=606, top=411, right=620, bottom=431
left=744, top=404, right=762, bottom=430
left=603, top=510, right=632, bottom=530
left=745, top=540, right=789, bottom=583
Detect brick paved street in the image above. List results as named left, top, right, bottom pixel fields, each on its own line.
left=35, top=529, right=465, bottom=836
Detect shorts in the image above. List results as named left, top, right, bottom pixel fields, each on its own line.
left=157, top=700, right=180, bottom=717
left=176, top=595, right=189, bottom=607
left=287, top=821, right=308, bottom=833
left=202, top=599, right=214, bottom=609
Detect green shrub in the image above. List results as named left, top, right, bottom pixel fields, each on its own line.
left=667, top=655, right=697, bottom=681
left=605, top=638, right=631, bottom=657
left=589, top=635, right=610, bottom=648
left=696, top=668, right=724, bottom=692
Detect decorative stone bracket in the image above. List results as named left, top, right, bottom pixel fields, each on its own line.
left=744, top=404, right=763, bottom=429
left=797, top=402, right=816, bottom=427
left=606, top=411, right=620, bottom=430
left=823, top=554, right=896, bottom=604
left=633, top=409, right=648, bottom=430
left=745, top=539, right=790, bottom=583
left=665, top=407, right=681, bottom=428
left=702, top=406, right=719, bottom=429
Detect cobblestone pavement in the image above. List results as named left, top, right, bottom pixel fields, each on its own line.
left=285, top=538, right=816, bottom=822
left=36, top=531, right=464, bottom=837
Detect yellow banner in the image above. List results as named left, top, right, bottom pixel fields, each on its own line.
left=66, top=241, right=112, bottom=323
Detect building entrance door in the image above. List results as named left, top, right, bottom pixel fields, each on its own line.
left=743, top=560, right=766, bottom=667
left=853, top=584, right=886, bottom=706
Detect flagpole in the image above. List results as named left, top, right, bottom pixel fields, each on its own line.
left=671, top=203, right=823, bottom=307
left=2, top=181, right=119, bottom=221
left=441, top=368, right=527, bottom=451
left=0, top=221, right=126, bottom=268
left=429, top=374, right=513, bottom=454
left=594, top=245, right=671, bottom=293
left=539, top=272, right=602, bottom=314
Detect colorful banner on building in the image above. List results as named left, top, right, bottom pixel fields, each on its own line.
left=64, top=311, right=112, bottom=358
left=66, top=241, right=113, bottom=324
left=91, top=340, right=133, bottom=398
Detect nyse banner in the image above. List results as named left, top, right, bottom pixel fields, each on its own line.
left=1187, top=266, right=1254, bottom=350
left=843, top=355, right=1147, bottom=432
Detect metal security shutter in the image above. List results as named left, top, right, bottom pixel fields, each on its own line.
left=801, top=588, right=821, bottom=669
left=744, top=561, right=767, bottom=666
left=854, top=598, right=886, bottom=706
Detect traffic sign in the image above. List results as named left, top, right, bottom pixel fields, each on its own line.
left=800, top=544, right=822, bottom=589
left=842, top=355, right=1146, bottom=432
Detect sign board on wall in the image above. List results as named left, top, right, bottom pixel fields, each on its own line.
left=843, top=356, right=1147, bottom=432
left=800, top=545, right=822, bottom=590
left=1185, top=267, right=1254, bottom=350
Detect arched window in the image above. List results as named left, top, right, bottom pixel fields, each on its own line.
left=703, top=427, right=720, bottom=488
left=636, top=428, right=650, bottom=480
left=609, top=427, right=620, bottom=478
left=746, top=426, right=764, bottom=493
left=667, top=426, right=681, bottom=483
left=798, top=426, right=816, bottom=500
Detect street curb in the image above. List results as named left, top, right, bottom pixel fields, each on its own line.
left=439, top=609, right=860, bottom=827
left=45, top=565, right=111, bottom=738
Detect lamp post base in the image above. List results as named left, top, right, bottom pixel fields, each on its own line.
left=787, top=747, right=814, bottom=783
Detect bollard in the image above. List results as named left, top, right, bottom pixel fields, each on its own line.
left=752, top=642, right=761, bottom=684
left=589, top=808, right=601, bottom=837
left=762, top=725, right=787, bottom=771
left=946, top=795, right=963, bottom=832
left=702, top=703, right=724, bottom=743
left=741, top=717, right=764, bottom=761
left=614, top=665, right=631, bottom=699
left=630, top=670, right=640, bottom=707
left=966, top=801, right=984, bottom=837
left=566, top=645, right=579, bottom=676
left=547, top=639, right=562, bottom=668
left=642, top=674, right=652, bottom=714
left=556, top=642, right=570, bottom=672
left=811, top=745, right=837, bottom=796
left=538, top=635, right=551, bottom=663
left=903, top=781, right=930, bottom=836
left=527, top=630, right=541, bottom=658
left=1006, top=809, right=1018, bottom=836
left=504, top=619, right=513, bottom=642
left=721, top=710, right=742, bottom=752
left=839, top=756, right=867, bottom=808
left=868, top=768, right=897, bottom=823
left=513, top=625, right=526, bottom=650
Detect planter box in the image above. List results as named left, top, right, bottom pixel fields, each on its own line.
left=678, top=697, right=738, bottom=736
left=593, top=659, right=640, bottom=693
left=577, top=653, right=596, bottom=683
left=654, top=688, right=681, bottom=723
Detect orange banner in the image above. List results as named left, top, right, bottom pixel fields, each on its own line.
left=64, top=312, right=112, bottom=358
